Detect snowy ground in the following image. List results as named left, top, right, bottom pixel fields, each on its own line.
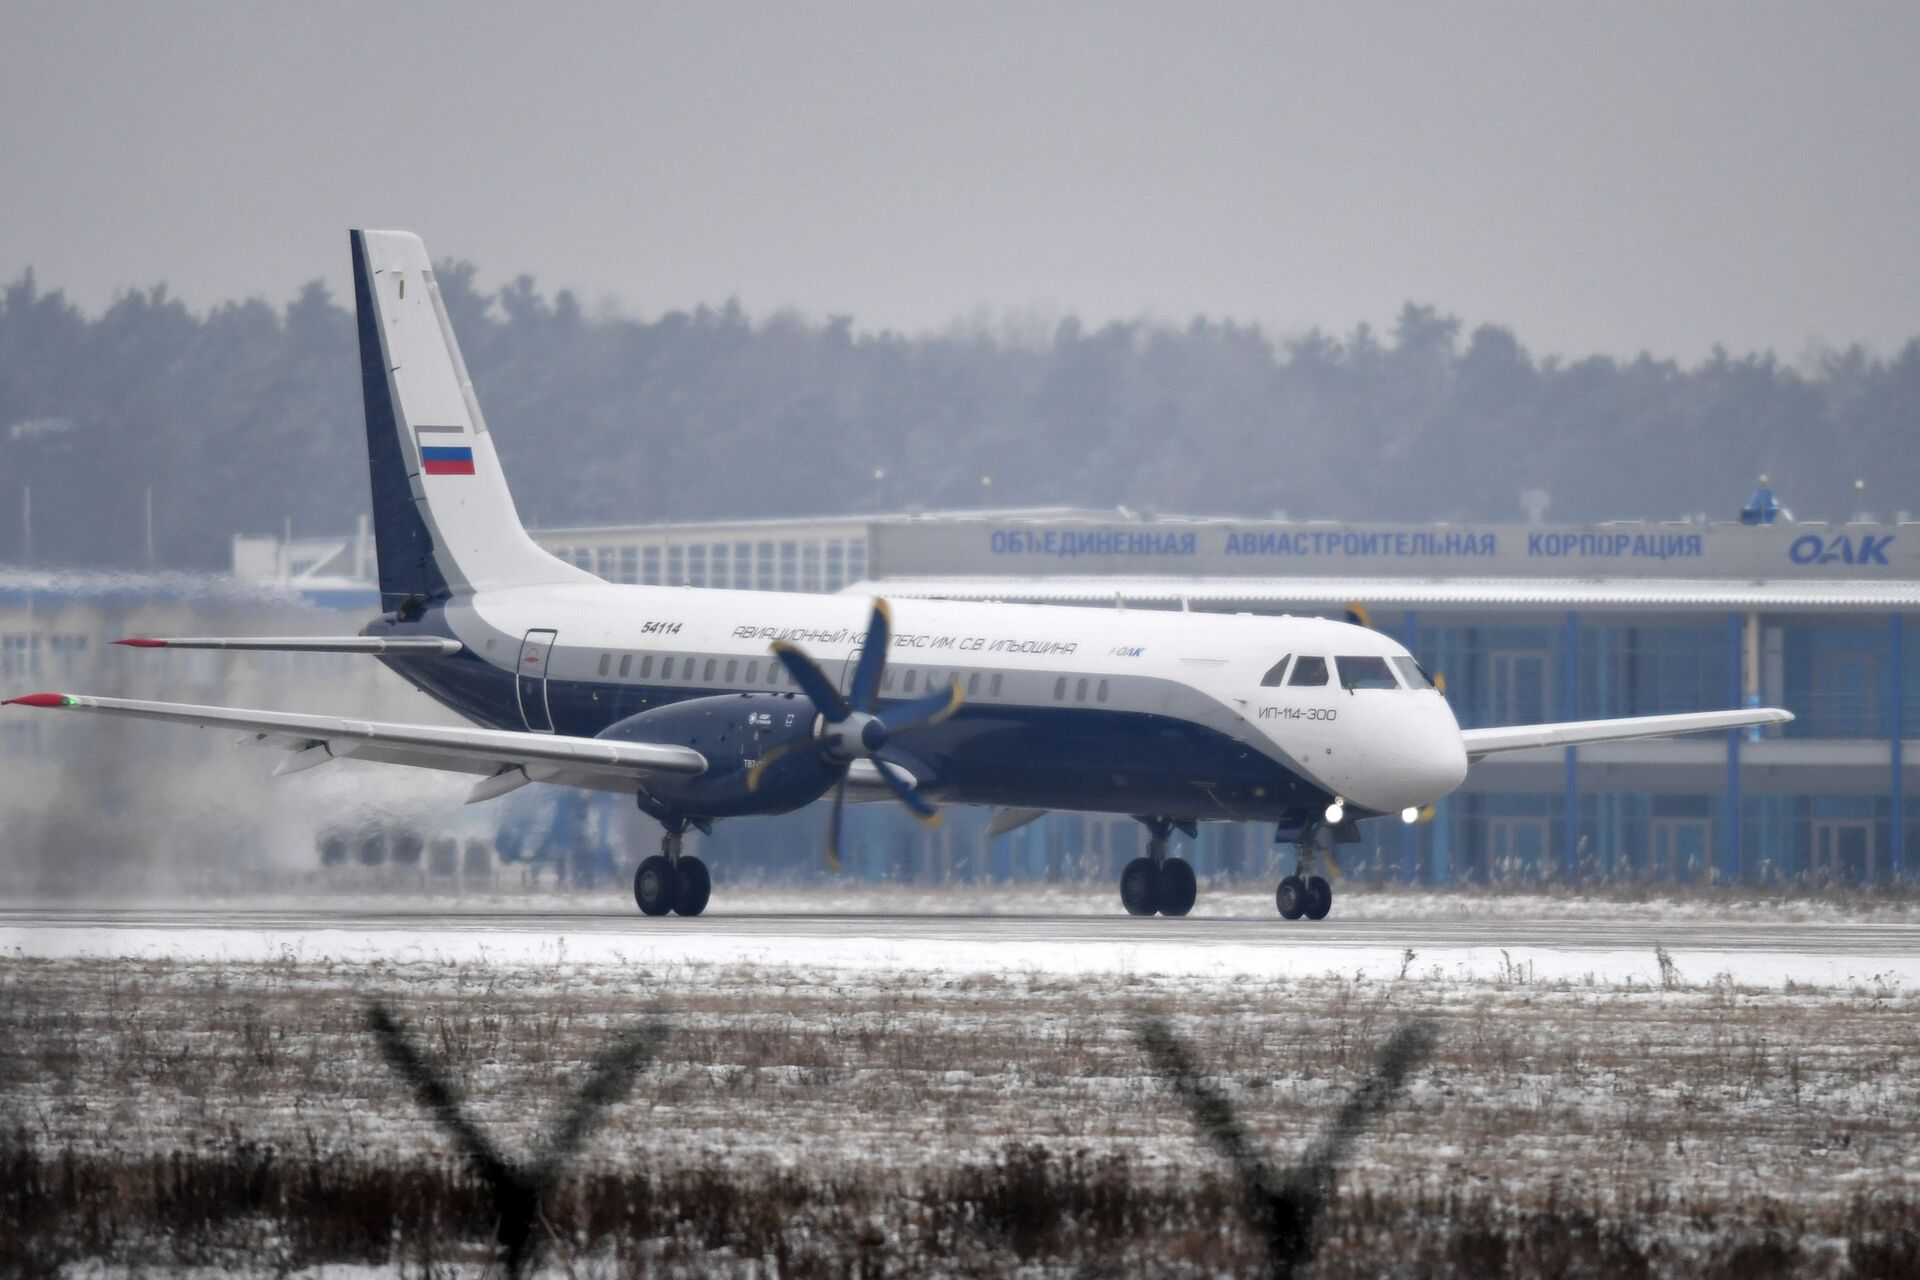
left=7, top=892, right=1920, bottom=1275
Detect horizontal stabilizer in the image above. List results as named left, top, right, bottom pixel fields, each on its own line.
left=117, top=636, right=463, bottom=655
left=1462, top=707, right=1793, bottom=760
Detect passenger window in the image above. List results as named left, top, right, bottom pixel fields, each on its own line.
left=903, top=670, right=918, bottom=693
left=618, top=654, right=632, bottom=678
left=659, top=657, right=674, bottom=679
left=1288, top=656, right=1329, bottom=687
left=967, top=672, right=981, bottom=696
left=990, top=674, right=1003, bottom=697
left=1391, top=656, right=1435, bottom=690
left=745, top=661, right=758, bottom=684
left=1260, top=655, right=1291, bottom=687
left=1337, top=655, right=1399, bottom=691
left=640, top=655, right=654, bottom=678
left=1075, top=677, right=1088, bottom=702
left=1097, top=679, right=1109, bottom=702
left=703, top=659, right=716, bottom=681
left=725, top=659, right=737, bottom=682
left=883, top=670, right=894, bottom=691
left=1054, top=676, right=1067, bottom=700
left=598, top=653, right=611, bottom=677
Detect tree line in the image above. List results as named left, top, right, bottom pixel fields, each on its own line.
left=1, top=263, right=1914, bottom=570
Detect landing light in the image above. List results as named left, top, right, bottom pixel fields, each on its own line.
left=1401, top=807, right=1418, bottom=824
left=1324, top=800, right=1345, bottom=825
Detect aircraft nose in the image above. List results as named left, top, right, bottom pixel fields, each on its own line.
left=1374, top=699, right=1468, bottom=808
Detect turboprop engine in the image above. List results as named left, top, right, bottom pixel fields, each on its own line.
left=597, top=693, right=838, bottom=817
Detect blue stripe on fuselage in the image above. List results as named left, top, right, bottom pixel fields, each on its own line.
left=378, top=645, right=1328, bottom=822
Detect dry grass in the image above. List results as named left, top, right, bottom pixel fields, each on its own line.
left=4, top=951, right=1920, bottom=1276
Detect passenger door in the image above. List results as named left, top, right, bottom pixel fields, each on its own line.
left=517, top=629, right=558, bottom=733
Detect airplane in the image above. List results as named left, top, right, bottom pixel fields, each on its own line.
left=3, top=230, right=1793, bottom=921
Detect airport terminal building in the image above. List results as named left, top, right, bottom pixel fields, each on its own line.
left=501, top=509, right=1918, bottom=886
left=9, top=508, right=1916, bottom=888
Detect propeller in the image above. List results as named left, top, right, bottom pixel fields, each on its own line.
left=746, top=599, right=962, bottom=871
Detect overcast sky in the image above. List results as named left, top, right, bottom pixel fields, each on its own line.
left=4, top=1, right=1916, bottom=362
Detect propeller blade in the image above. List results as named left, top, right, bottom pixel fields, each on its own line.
left=846, top=599, right=891, bottom=713
left=873, top=757, right=941, bottom=827
left=825, top=778, right=847, bottom=873
left=745, top=734, right=825, bottom=793
left=875, top=678, right=964, bottom=736
left=771, top=641, right=852, bottom=722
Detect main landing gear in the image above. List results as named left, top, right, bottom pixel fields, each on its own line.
left=1120, top=816, right=1199, bottom=918
left=1274, top=823, right=1333, bottom=922
left=633, top=820, right=711, bottom=918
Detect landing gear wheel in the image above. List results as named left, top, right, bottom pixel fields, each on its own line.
left=1158, top=858, right=1197, bottom=917
left=633, top=854, right=679, bottom=917
left=1302, top=875, right=1332, bottom=921
left=1120, top=857, right=1161, bottom=917
left=672, top=856, right=711, bottom=917
left=1275, top=875, right=1307, bottom=920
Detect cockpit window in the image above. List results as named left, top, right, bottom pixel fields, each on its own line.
left=1259, top=655, right=1292, bottom=687
left=1390, top=655, right=1436, bottom=690
left=1337, top=655, right=1399, bottom=691
left=1287, top=655, right=1329, bottom=687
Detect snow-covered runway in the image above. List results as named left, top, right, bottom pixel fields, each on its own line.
left=7, top=901, right=1918, bottom=990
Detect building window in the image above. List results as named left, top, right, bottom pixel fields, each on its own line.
left=847, top=539, right=867, bottom=582
left=642, top=547, right=662, bottom=585
left=668, top=545, right=685, bottom=585
left=779, top=542, right=799, bottom=591
left=688, top=545, right=708, bottom=588
left=825, top=540, right=846, bottom=591
left=758, top=541, right=777, bottom=590
left=712, top=543, right=730, bottom=589
left=801, top=542, right=821, bottom=592
left=1, top=634, right=40, bottom=678
left=596, top=547, right=619, bottom=579
left=618, top=547, right=639, bottom=584
left=734, top=542, right=752, bottom=588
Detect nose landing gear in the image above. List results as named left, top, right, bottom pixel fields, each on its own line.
left=1275, top=822, right=1334, bottom=922
left=1120, top=816, right=1199, bottom=917
left=633, top=817, right=712, bottom=918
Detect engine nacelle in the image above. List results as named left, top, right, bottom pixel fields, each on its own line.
left=597, top=692, right=838, bottom=818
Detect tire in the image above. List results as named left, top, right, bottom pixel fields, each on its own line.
left=672, top=856, right=711, bottom=917
left=1275, top=875, right=1307, bottom=920
left=633, top=855, right=678, bottom=917
left=1120, top=857, right=1161, bottom=916
left=1303, top=875, right=1333, bottom=921
left=1158, top=858, right=1198, bottom=917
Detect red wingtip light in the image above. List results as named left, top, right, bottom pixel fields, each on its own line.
left=4, top=693, right=72, bottom=708
left=116, top=637, right=167, bottom=648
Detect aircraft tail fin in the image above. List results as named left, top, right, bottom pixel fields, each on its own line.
left=349, top=229, right=591, bottom=611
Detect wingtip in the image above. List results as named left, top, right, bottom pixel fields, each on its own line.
left=4, top=693, right=72, bottom=708
left=116, top=637, right=166, bottom=648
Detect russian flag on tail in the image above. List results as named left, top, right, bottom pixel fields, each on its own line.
left=416, top=425, right=474, bottom=475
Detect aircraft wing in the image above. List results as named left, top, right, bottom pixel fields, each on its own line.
left=1461, top=708, right=1792, bottom=761
left=3, top=691, right=705, bottom=801
left=117, top=635, right=463, bottom=655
